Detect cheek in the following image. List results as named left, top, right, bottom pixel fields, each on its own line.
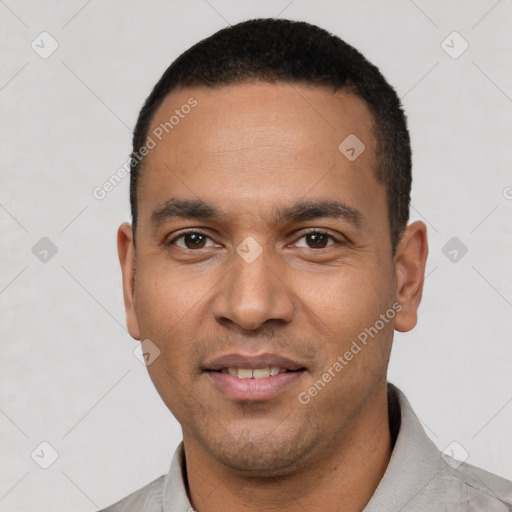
left=134, top=259, right=213, bottom=334
left=132, top=265, right=209, bottom=390
left=133, top=266, right=208, bottom=417
left=294, top=263, right=391, bottom=336
left=298, top=269, right=394, bottom=401
left=292, top=262, right=396, bottom=385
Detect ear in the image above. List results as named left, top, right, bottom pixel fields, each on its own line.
left=117, top=222, right=141, bottom=340
left=394, top=221, right=428, bottom=332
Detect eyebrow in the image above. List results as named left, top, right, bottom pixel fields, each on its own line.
left=151, top=199, right=222, bottom=226
left=151, top=198, right=362, bottom=227
left=274, top=200, right=362, bottom=226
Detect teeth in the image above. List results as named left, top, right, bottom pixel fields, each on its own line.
left=238, top=368, right=253, bottom=379
left=226, top=366, right=286, bottom=379
left=253, top=368, right=270, bottom=378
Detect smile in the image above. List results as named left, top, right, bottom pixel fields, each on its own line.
left=218, top=367, right=292, bottom=379
left=203, top=353, right=307, bottom=401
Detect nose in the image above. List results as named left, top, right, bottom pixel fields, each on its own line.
left=211, top=250, right=295, bottom=331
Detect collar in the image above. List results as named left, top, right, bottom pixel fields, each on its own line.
left=364, top=383, right=445, bottom=511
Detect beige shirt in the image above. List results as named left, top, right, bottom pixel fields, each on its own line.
left=102, top=384, right=512, bottom=511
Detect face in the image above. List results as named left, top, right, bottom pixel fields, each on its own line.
left=118, top=82, right=427, bottom=477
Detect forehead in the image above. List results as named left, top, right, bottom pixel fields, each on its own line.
left=138, top=81, right=382, bottom=223
left=148, top=81, right=376, bottom=157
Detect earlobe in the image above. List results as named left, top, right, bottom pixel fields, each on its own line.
left=117, top=222, right=141, bottom=340
left=394, top=221, right=428, bottom=333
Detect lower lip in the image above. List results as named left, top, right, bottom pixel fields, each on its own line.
left=206, top=371, right=305, bottom=401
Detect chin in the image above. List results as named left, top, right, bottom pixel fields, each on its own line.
left=201, top=429, right=319, bottom=478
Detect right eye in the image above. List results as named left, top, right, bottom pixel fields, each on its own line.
left=168, top=231, right=219, bottom=250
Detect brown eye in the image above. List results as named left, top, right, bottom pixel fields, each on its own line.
left=171, top=232, right=217, bottom=249
left=306, top=233, right=329, bottom=248
left=184, top=233, right=206, bottom=248
left=294, top=231, right=336, bottom=249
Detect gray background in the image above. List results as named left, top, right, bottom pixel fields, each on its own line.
left=1, top=0, right=511, bottom=510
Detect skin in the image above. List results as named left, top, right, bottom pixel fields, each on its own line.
left=118, top=82, right=428, bottom=511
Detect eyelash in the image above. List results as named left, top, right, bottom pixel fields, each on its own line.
left=168, top=230, right=219, bottom=249
left=167, top=229, right=344, bottom=250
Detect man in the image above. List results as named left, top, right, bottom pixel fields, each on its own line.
left=105, top=18, right=512, bottom=511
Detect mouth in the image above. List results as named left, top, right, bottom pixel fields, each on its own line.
left=203, top=353, right=307, bottom=401
left=216, top=366, right=300, bottom=379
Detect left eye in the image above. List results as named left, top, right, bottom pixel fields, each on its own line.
left=171, top=232, right=218, bottom=249
left=293, top=232, right=336, bottom=249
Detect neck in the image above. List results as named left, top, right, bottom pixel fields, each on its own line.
left=183, top=385, right=392, bottom=512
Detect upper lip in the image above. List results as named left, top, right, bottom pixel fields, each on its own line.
left=204, top=352, right=305, bottom=371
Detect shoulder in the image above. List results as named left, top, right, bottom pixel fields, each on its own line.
left=444, top=459, right=512, bottom=511
left=100, top=474, right=166, bottom=512
left=381, top=384, right=512, bottom=511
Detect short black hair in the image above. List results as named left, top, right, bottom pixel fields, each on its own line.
left=130, top=18, right=411, bottom=251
